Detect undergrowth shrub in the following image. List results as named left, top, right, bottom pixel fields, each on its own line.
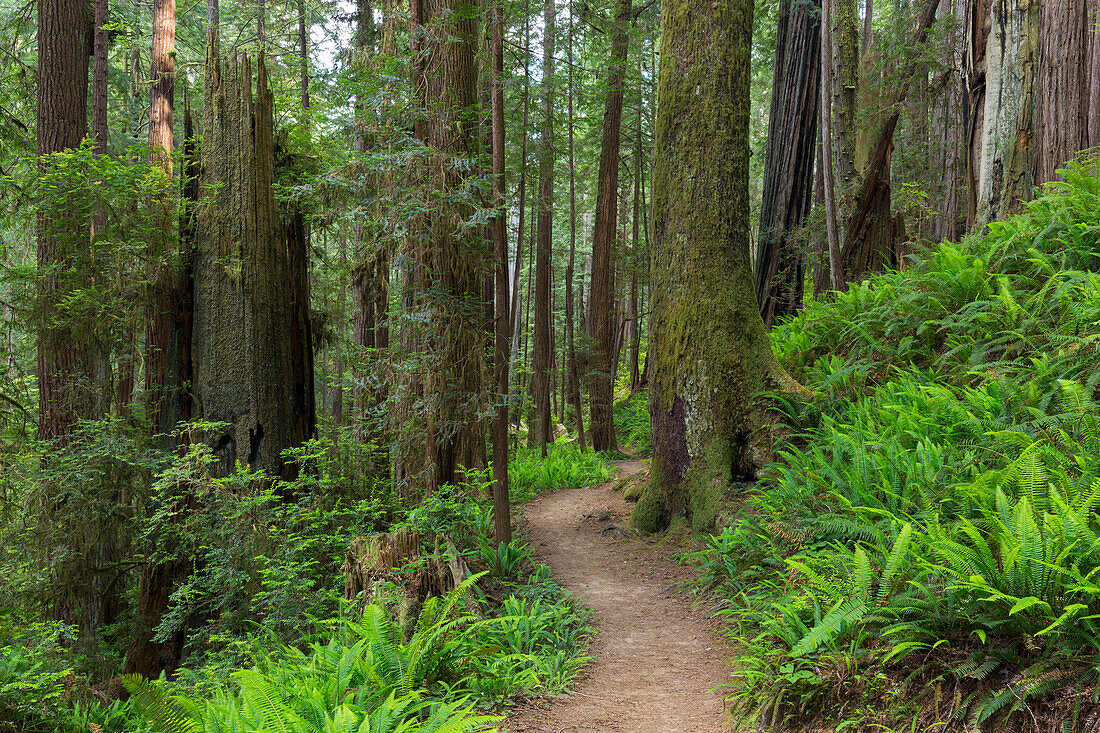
left=123, top=572, right=592, bottom=732
left=699, top=157, right=1100, bottom=731
left=509, top=445, right=611, bottom=501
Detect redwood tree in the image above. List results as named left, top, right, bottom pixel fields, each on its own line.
left=586, top=0, right=633, bottom=453
left=754, top=0, right=820, bottom=327
left=530, top=0, right=555, bottom=455
left=411, top=0, right=486, bottom=492
left=635, top=0, right=801, bottom=533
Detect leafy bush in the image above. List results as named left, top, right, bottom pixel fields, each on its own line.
left=509, top=445, right=612, bottom=501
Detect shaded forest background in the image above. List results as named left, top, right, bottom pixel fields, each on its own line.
left=1, top=0, right=1100, bottom=729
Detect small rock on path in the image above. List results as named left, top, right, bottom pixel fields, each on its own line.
left=503, top=460, right=735, bottom=733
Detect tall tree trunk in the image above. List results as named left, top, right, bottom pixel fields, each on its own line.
left=145, top=0, right=178, bottom=444
left=628, top=63, right=642, bottom=392
left=490, top=0, right=511, bottom=544
left=510, top=0, right=532, bottom=338
left=968, top=0, right=1038, bottom=227
left=565, top=8, right=586, bottom=449
left=754, top=0, right=820, bottom=327
left=411, top=0, right=484, bottom=492
left=1035, top=0, right=1100, bottom=185
left=37, top=0, right=117, bottom=664
left=352, top=0, right=392, bottom=446
left=635, top=0, right=791, bottom=533
left=587, top=0, right=631, bottom=453
left=840, top=0, right=941, bottom=283
left=91, top=0, right=112, bottom=416
left=531, top=0, right=555, bottom=456
left=820, top=0, right=843, bottom=292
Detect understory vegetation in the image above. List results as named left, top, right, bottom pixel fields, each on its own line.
left=688, top=161, right=1100, bottom=731
left=0, top=444, right=606, bottom=732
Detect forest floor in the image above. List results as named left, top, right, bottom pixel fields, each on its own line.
left=503, top=459, right=736, bottom=733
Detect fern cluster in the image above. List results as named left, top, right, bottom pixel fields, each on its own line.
left=701, top=159, right=1100, bottom=731
left=123, top=573, right=592, bottom=733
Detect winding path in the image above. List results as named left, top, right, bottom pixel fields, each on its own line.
left=504, top=460, right=736, bottom=733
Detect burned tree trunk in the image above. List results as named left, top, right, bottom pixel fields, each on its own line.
left=192, top=39, right=315, bottom=481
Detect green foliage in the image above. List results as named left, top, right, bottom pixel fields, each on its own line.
left=478, top=541, right=533, bottom=581
left=704, top=159, right=1100, bottom=730
left=509, top=445, right=612, bottom=501
left=613, top=392, right=651, bottom=457
left=118, top=569, right=591, bottom=732
left=0, top=618, right=76, bottom=730
left=400, top=470, right=494, bottom=549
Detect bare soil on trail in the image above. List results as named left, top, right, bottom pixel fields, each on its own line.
left=503, top=459, right=736, bottom=733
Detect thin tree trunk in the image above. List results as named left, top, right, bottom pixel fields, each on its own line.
left=510, top=0, right=532, bottom=335
left=628, top=64, right=642, bottom=391
left=565, top=7, right=586, bottom=449
left=531, top=0, right=555, bottom=456
left=820, top=0, right=843, bottom=292
left=490, top=0, right=511, bottom=544
left=145, top=0, right=177, bottom=443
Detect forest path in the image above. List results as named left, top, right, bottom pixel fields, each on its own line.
left=503, top=459, right=736, bottom=733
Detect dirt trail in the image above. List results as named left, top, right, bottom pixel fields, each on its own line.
left=504, top=460, right=735, bottom=733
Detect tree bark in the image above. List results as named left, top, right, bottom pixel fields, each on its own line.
left=192, top=43, right=315, bottom=482
left=755, top=0, right=820, bottom=326
left=490, top=0, right=511, bottom=544
left=968, top=0, right=1038, bottom=227
left=565, top=8, right=586, bottom=449
left=820, top=0, right=843, bottom=292
left=412, top=0, right=485, bottom=492
left=587, top=0, right=631, bottom=453
left=145, top=0, right=178, bottom=444
left=531, top=0, right=555, bottom=455
left=635, top=0, right=782, bottom=533
left=37, top=0, right=116, bottom=662
left=1035, top=0, right=1100, bottom=185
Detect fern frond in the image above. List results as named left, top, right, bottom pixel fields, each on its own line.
left=121, top=675, right=201, bottom=733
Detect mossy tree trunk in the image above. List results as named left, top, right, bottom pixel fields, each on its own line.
left=634, top=0, right=779, bottom=534
left=36, top=0, right=121, bottom=663
left=192, top=37, right=316, bottom=482
left=124, top=108, right=199, bottom=680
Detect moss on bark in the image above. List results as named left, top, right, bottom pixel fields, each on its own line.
left=633, top=0, right=795, bottom=534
